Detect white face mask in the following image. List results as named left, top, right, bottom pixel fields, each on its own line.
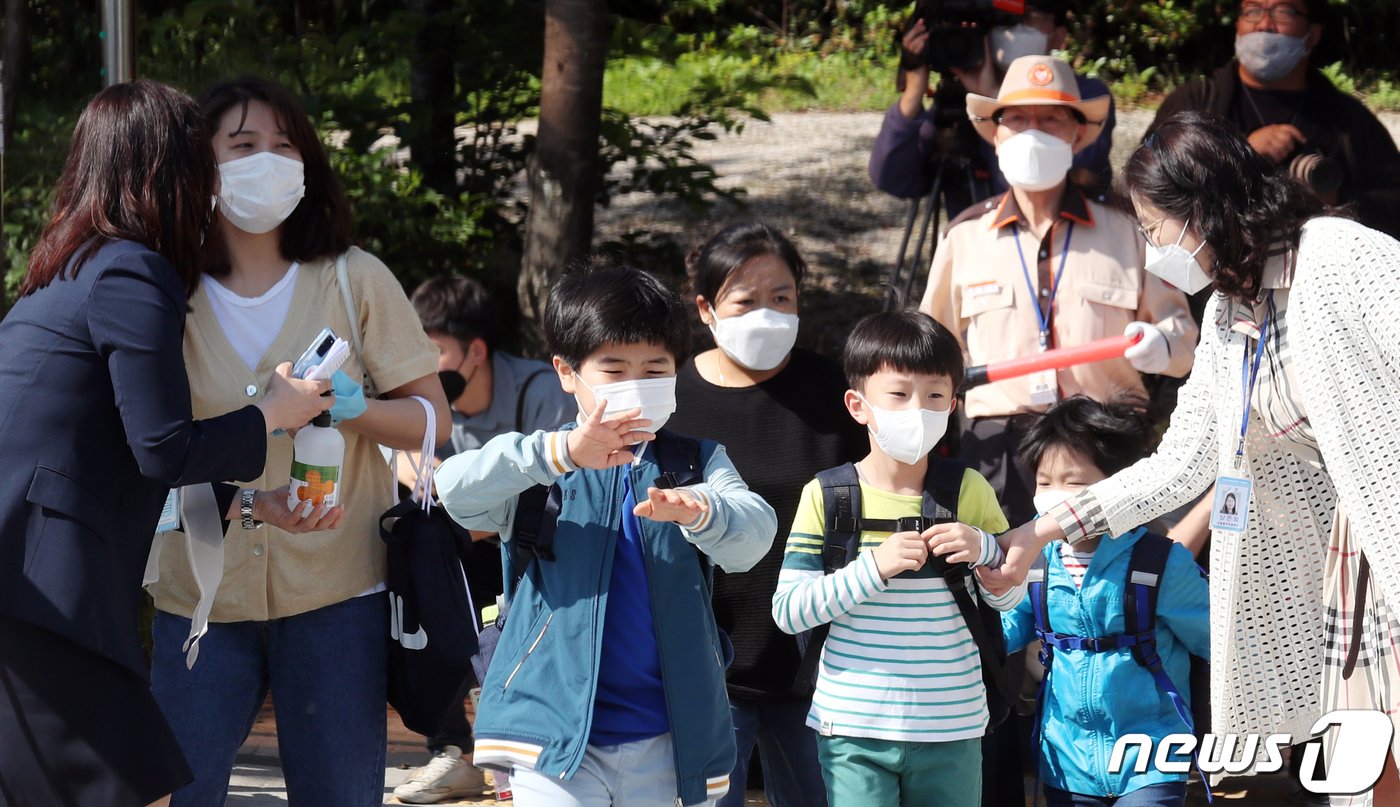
left=709, top=307, right=799, bottom=371
left=991, top=24, right=1051, bottom=72
left=575, top=375, right=677, bottom=434
left=1144, top=217, right=1212, bottom=295
left=218, top=152, right=306, bottom=234
left=860, top=396, right=951, bottom=466
left=997, top=128, right=1074, bottom=192
left=1235, top=32, right=1310, bottom=84
left=1033, top=487, right=1075, bottom=515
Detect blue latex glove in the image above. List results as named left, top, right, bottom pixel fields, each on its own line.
left=329, top=369, right=367, bottom=425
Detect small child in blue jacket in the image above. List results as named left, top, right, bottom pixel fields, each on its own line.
left=435, top=265, right=777, bottom=807
left=1002, top=396, right=1210, bottom=807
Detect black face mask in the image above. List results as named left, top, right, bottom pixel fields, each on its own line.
left=438, top=354, right=479, bottom=403
left=438, top=369, right=468, bottom=402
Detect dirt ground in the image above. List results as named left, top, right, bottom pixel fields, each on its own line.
left=593, top=107, right=1400, bottom=354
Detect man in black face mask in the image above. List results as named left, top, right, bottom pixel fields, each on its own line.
left=1146, top=0, right=1400, bottom=245
left=393, top=275, right=573, bottom=805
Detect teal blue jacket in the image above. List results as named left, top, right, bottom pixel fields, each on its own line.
left=1002, top=527, right=1210, bottom=797
left=435, top=426, right=776, bottom=806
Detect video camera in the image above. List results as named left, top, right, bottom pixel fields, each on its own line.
left=920, top=0, right=1026, bottom=73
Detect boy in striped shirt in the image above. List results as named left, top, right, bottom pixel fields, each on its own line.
left=772, top=311, right=1023, bottom=806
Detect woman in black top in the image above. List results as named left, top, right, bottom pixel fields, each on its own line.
left=669, top=221, right=865, bottom=807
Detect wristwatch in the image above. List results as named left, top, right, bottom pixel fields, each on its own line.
left=240, top=488, right=262, bottom=530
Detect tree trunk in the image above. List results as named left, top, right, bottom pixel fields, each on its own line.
left=1, top=0, right=23, bottom=155
left=405, top=0, right=459, bottom=198
left=517, top=0, right=607, bottom=340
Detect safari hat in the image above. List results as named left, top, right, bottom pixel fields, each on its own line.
left=966, top=55, right=1111, bottom=152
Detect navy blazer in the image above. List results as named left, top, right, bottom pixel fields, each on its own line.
left=0, top=240, right=267, bottom=676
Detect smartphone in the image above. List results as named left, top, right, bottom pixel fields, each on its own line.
left=291, top=328, right=339, bottom=379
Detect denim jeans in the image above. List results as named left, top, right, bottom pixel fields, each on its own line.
left=150, top=593, right=388, bottom=807
left=1042, top=781, right=1188, bottom=807
left=717, top=696, right=827, bottom=807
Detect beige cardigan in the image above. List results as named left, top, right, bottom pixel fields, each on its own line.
left=148, top=248, right=438, bottom=622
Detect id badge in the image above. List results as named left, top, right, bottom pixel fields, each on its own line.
left=1028, top=369, right=1059, bottom=407
left=1209, top=475, right=1253, bottom=533
left=157, top=488, right=181, bottom=533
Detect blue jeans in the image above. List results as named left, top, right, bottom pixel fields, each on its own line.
left=717, top=696, right=827, bottom=807
left=1042, top=781, right=1188, bottom=807
left=150, top=594, right=388, bottom=807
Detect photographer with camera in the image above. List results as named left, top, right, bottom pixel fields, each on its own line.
left=869, top=0, right=1115, bottom=217
left=1145, top=0, right=1400, bottom=246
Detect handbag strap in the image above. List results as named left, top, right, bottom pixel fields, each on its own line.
left=335, top=251, right=378, bottom=398
left=405, top=395, right=437, bottom=512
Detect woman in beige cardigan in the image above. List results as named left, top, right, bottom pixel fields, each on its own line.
left=987, top=112, right=1400, bottom=802
left=146, top=76, right=450, bottom=807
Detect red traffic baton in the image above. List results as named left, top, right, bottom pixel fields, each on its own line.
left=963, top=332, right=1144, bottom=390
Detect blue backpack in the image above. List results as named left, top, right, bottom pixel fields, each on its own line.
left=1027, top=531, right=1209, bottom=796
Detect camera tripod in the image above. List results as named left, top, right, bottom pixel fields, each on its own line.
left=883, top=79, right=993, bottom=311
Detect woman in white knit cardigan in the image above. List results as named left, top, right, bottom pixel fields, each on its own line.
left=988, top=111, right=1400, bottom=801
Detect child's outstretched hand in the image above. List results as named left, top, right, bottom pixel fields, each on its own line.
left=565, top=401, right=655, bottom=470
left=871, top=531, right=928, bottom=582
left=633, top=487, right=707, bottom=524
left=923, top=522, right=983, bottom=566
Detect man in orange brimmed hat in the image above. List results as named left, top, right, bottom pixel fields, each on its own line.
left=918, top=55, right=1199, bottom=528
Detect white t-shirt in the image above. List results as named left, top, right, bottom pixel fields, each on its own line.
left=203, top=263, right=301, bottom=371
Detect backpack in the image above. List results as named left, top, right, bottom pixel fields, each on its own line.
left=380, top=397, right=482, bottom=737
left=1026, top=531, right=1208, bottom=792
left=792, top=458, right=1013, bottom=728
left=469, top=430, right=709, bottom=685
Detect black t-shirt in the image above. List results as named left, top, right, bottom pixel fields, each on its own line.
left=669, top=347, right=867, bottom=699
left=1227, top=80, right=1340, bottom=164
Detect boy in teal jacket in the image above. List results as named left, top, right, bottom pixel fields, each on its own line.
left=1002, top=396, right=1210, bottom=806
left=435, top=265, right=777, bottom=806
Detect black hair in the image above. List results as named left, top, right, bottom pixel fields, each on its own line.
left=411, top=275, right=499, bottom=354
left=842, top=310, right=963, bottom=391
left=199, top=76, right=353, bottom=273
left=544, top=264, right=691, bottom=369
left=1017, top=394, right=1155, bottom=477
left=1124, top=111, right=1322, bottom=302
left=686, top=221, right=808, bottom=303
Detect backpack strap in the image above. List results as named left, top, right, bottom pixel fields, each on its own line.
left=1125, top=532, right=1193, bottom=729
left=503, top=430, right=703, bottom=626
left=815, top=464, right=863, bottom=574
left=792, top=464, right=864, bottom=695
left=514, top=367, right=552, bottom=434
left=924, top=458, right=1013, bottom=726
left=649, top=430, right=705, bottom=490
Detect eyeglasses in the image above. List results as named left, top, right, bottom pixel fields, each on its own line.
left=993, top=108, right=1082, bottom=137
left=1136, top=216, right=1167, bottom=245
left=1239, top=4, right=1310, bottom=25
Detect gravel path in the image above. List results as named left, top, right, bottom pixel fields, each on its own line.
left=595, top=108, right=1398, bottom=348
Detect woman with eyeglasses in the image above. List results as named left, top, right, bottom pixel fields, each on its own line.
left=987, top=110, right=1400, bottom=804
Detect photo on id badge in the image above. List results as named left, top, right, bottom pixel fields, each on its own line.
left=1210, top=477, right=1251, bottom=532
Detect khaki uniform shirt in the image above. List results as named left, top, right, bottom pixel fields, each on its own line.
left=919, top=189, right=1198, bottom=419
left=149, top=247, right=439, bottom=622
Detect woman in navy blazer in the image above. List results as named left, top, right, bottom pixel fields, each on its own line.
left=0, top=80, right=332, bottom=807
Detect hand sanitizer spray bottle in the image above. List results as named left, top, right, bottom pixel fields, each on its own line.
left=287, top=413, right=344, bottom=512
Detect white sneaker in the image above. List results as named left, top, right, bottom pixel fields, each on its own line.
left=393, top=746, right=489, bottom=804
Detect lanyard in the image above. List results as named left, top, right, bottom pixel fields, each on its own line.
left=1235, top=292, right=1276, bottom=464
left=1014, top=221, right=1075, bottom=351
